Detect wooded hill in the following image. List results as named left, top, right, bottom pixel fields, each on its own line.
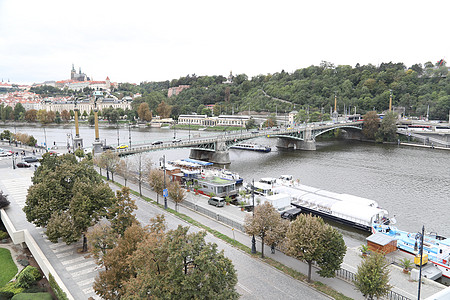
left=123, top=61, right=449, bottom=121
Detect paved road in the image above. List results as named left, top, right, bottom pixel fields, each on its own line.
left=0, top=147, right=330, bottom=299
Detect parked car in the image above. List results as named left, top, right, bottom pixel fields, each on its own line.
left=23, top=156, right=39, bottom=163
left=116, top=144, right=129, bottom=149
left=151, top=140, right=163, bottom=145
left=208, top=197, right=225, bottom=207
left=280, top=208, right=302, bottom=220
left=16, top=162, right=31, bottom=168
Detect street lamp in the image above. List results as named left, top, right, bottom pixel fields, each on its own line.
left=188, top=120, right=191, bottom=142
left=128, top=123, right=132, bottom=148
left=251, top=179, right=256, bottom=254
left=160, top=155, right=168, bottom=210
left=12, top=154, right=16, bottom=169
left=117, top=124, right=120, bottom=147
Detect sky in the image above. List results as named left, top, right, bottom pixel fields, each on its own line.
left=0, top=0, right=449, bottom=85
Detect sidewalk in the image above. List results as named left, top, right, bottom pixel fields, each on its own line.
left=106, top=170, right=446, bottom=300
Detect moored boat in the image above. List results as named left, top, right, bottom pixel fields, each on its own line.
left=230, top=143, right=271, bottom=153
left=372, top=220, right=450, bottom=279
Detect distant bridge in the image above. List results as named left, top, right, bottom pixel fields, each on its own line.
left=115, top=121, right=364, bottom=164
left=397, top=129, right=450, bottom=147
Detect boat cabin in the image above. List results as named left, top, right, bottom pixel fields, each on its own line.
left=196, top=177, right=238, bottom=198
left=366, top=233, right=397, bottom=254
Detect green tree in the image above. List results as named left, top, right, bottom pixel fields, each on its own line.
left=148, top=169, right=164, bottom=204
left=362, top=111, right=380, bottom=140
left=0, top=190, right=10, bottom=209
left=354, top=251, right=392, bottom=300
left=88, top=115, right=95, bottom=126
left=263, top=113, right=277, bottom=128
left=99, top=150, right=120, bottom=182
left=119, top=224, right=239, bottom=300
left=168, top=181, right=186, bottom=211
left=13, top=103, right=25, bottom=121
left=23, top=154, right=115, bottom=252
left=107, top=187, right=138, bottom=236
left=286, top=214, right=346, bottom=282
left=378, top=111, right=398, bottom=142
left=244, top=202, right=289, bottom=258
left=295, top=109, right=309, bottom=123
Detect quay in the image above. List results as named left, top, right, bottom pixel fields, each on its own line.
left=0, top=142, right=448, bottom=299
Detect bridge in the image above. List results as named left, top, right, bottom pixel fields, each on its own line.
left=115, top=121, right=365, bottom=164
left=396, top=128, right=450, bottom=147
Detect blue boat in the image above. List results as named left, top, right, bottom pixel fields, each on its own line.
left=372, top=220, right=450, bottom=279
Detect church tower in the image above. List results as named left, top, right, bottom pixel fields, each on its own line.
left=71, top=64, right=76, bottom=80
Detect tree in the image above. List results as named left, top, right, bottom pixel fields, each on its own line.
left=137, top=102, right=152, bottom=121
left=115, top=159, right=131, bottom=186
left=245, top=118, right=256, bottom=129
left=87, top=222, right=119, bottom=266
left=24, top=109, right=37, bottom=122
left=295, top=109, right=309, bottom=123
left=244, top=202, right=289, bottom=258
left=156, top=100, right=172, bottom=118
left=0, top=190, right=10, bottom=209
left=13, top=103, right=25, bottom=121
left=362, top=111, right=380, bottom=140
left=88, top=115, right=95, bottom=126
left=23, top=154, right=115, bottom=252
left=148, top=169, right=164, bottom=204
left=378, top=111, right=398, bottom=142
left=99, top=150, right=120, bottom=182
left=354, top=251, right=392, bottom=300
left=168, top=181, right=185, bottom=211
left=61, top=110, right=71, bottom=122
left=107, top=187, right=138, bottom=236
left=263, top=114, right=277, bottom=128
left=286, top=214, right=346, bottom=282
left=94, top=215, right=238, bottom=300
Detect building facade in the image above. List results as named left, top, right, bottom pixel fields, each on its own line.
left=178, top=114, right=251, bottom=128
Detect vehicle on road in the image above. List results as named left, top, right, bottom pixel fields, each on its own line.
left=151, top=140, right=163, bottom=145
left=16, top=162, right=31, bottom=168
left=83, top=147, right=93, bottom=154
left=280, top=208, right=302, bottom=220
left=116, top=144, right=129, bottom=149
left=172, top=138, right=182, bottom=143
left=208, top=197, right=225, bottom=207
left=23, top=156, right=39, bottom=163
left=102, top=145, right=114, bottom=150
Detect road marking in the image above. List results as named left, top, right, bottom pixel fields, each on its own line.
left=71, top=268, right=94, bottom=279
left=66, top=260, right=96, bottom=271
left=77, top=277, right=96, bottom=287
left=61, top=256, right=86, bottom=266
left=52, top=244, right=75, bottom=253
left=237, top=282, right=252, bottom=294
left=56, top=251, right=73, bottom=258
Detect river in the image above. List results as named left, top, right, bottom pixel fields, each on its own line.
left=2, top=123, right=449, bottom=242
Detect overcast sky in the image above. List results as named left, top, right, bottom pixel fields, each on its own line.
left=1, top=0, right=449, bottom=85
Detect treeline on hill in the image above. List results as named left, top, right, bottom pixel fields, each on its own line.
left=18, top=60, right=450, bottom=121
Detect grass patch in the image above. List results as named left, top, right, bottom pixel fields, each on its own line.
left=0, top=248, right=18, bottom=287
left=106, top=180, right=353, bottom=300
left=11, top=292, right=53, bottom=300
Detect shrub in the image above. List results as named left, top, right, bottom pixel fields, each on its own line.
left=0, top=191, right=10, bottom=209
left=0, top=282, right=25, bottom=298
left=16, top=266, right=41, bottom=289
left=0, top=231, right=9, bottom=240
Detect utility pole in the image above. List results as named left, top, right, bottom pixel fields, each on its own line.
left=163, top=154, right=168, bottom=210
left=251, top=179, right=256, bottom=254
left=418, top=225, right=425, bottom=300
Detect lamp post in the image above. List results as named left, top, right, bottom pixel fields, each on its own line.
left=188, top=120, right=191, bottom=142
left=43, top=127, right=48, bottom=152
left=251, top=179, right=256, bottom=254
left=418, top=225, right=425, bottom=300
left=128, top=123, right=132, bottom=148
left=117, top=124, right=120, bottom=147
left=160, top=155, right=168, bottom=210
left=12, top=153, right=16, bottom=169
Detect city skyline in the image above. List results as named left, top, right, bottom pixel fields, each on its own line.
left=1, top=0, right=449, bottom=85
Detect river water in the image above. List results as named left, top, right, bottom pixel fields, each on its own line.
left=2, top=124, right=449, bottom=242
